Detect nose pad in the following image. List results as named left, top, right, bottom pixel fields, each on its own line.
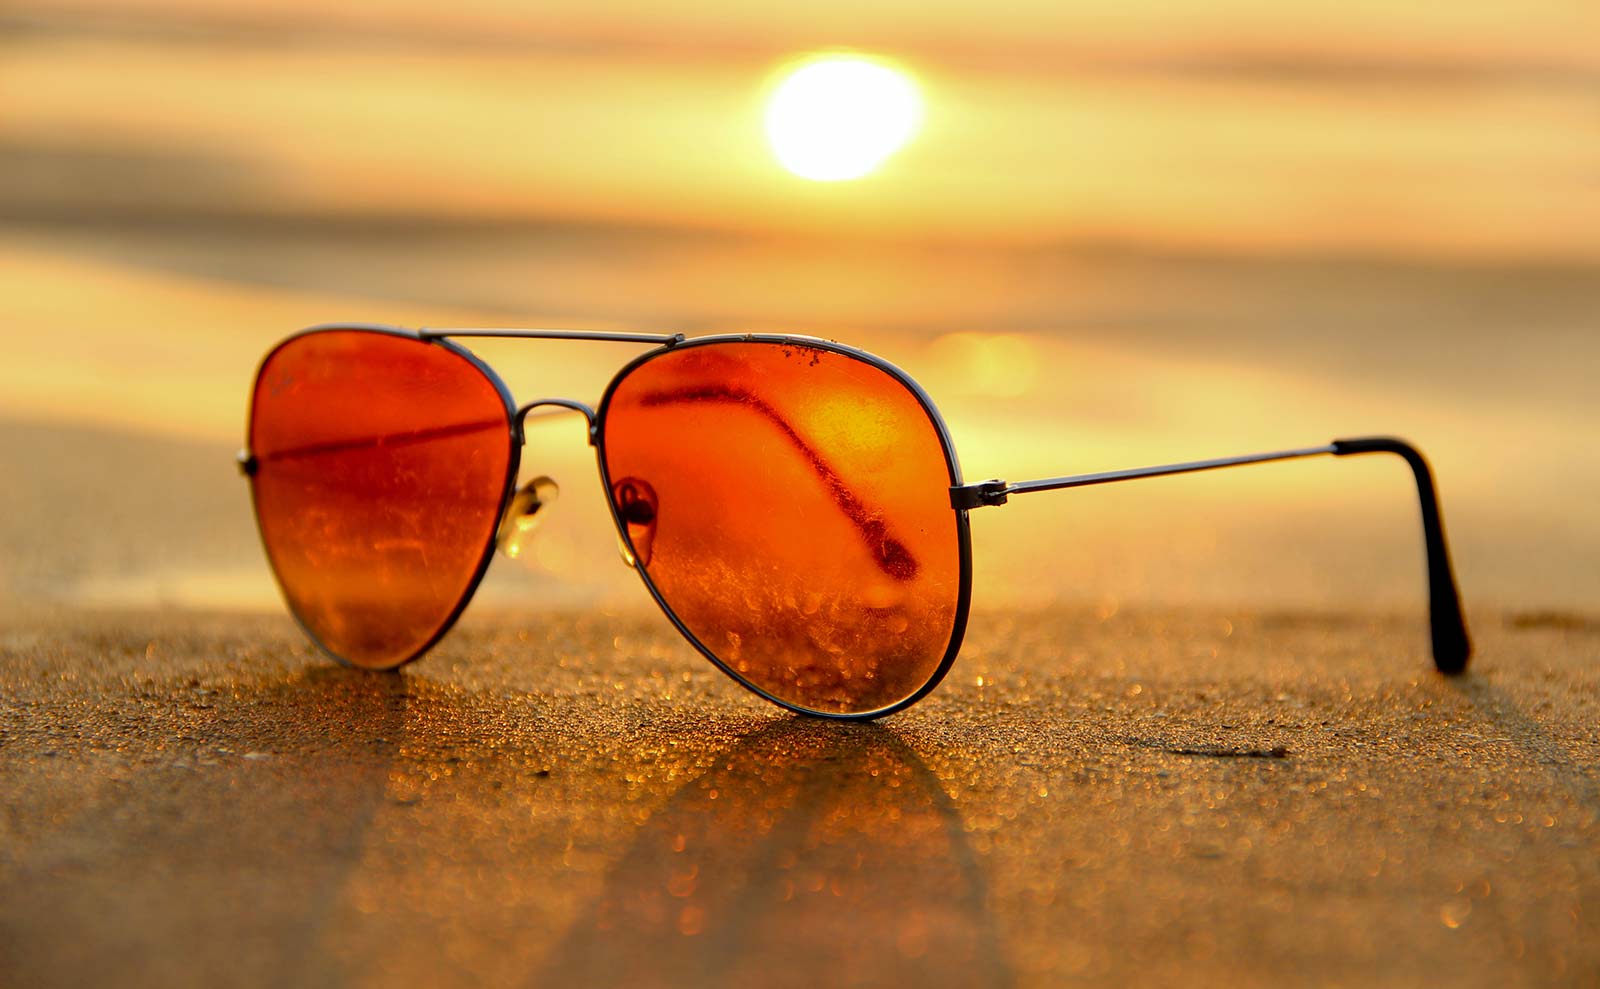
left=497, top=475, right=560, bottom=560
left=611, top=477, right=658, bottom=568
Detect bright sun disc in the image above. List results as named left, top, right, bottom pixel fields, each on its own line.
left=765, top=56, right=922, bottom=182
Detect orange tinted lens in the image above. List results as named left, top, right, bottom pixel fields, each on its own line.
left=601, top=341, right=962, bottom=715
left=249, top=330, right=512, bottom=668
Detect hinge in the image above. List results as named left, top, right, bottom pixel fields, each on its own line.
left=949, top=479, right=1009, bottom=510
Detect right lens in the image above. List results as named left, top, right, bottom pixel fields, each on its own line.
left=599, top=339, right=964, bottom=717
left=248, top=329, right=514, bottom=668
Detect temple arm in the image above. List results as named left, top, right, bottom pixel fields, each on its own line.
left=950, top=436, right=1471, bottom=673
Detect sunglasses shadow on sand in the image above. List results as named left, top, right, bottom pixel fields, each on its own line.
left=534, top=718, right=1010, bottom=988
left=0, top=659, right=1011, bottom=988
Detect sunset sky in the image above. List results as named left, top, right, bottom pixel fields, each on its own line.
left=2, top=0, right=1596, bottom=616
left=7, top=0, right=1600, bottom=255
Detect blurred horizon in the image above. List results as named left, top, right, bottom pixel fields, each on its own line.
left=2, top=0, right=1596, bottom=619
left=7, top=0, right=1600, bottom=258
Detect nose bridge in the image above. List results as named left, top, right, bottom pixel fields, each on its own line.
left=515, top=399, right=597, bottom=445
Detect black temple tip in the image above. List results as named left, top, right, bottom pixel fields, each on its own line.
left=1333, top=436, right=1472, bottom=674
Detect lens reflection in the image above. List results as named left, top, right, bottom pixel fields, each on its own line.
left=601, top=340, right=962, bottom=715
left=248, top=329, right=512, bottom=668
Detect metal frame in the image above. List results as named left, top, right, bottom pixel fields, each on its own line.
left=948, top=446, right=1337, bottom=508
left=418, top=327, right=684, bottom=346
left=950, top=439, right=1471, bottom=673
left=242, top=323, right=1471, bottom=719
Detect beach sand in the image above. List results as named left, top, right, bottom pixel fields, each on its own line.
left=2, top=603, right=1596, bottom=987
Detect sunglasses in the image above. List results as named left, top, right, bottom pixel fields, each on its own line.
left=240, top=324, right=1472, bottom=719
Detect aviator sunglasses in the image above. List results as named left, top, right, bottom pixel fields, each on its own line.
left=240, top=324, right=1472, bottom=719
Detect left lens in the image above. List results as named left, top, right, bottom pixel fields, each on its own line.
left=599, top=339, right=965, bottom=716
left=248, top=329, right=513, bottom=669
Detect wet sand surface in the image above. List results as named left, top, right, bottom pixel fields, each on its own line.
left=2, top=605, right=1595, bottom=988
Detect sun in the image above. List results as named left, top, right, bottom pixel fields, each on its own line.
left=765, top=55, right=923, bottom=182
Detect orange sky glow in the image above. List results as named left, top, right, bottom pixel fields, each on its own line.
left=2, top=0, right=1596, bottom=614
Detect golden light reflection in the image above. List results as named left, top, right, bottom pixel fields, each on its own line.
left=765, top=54, right=922, bottom=181
left=927, top=332, right=1038, bottom=398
